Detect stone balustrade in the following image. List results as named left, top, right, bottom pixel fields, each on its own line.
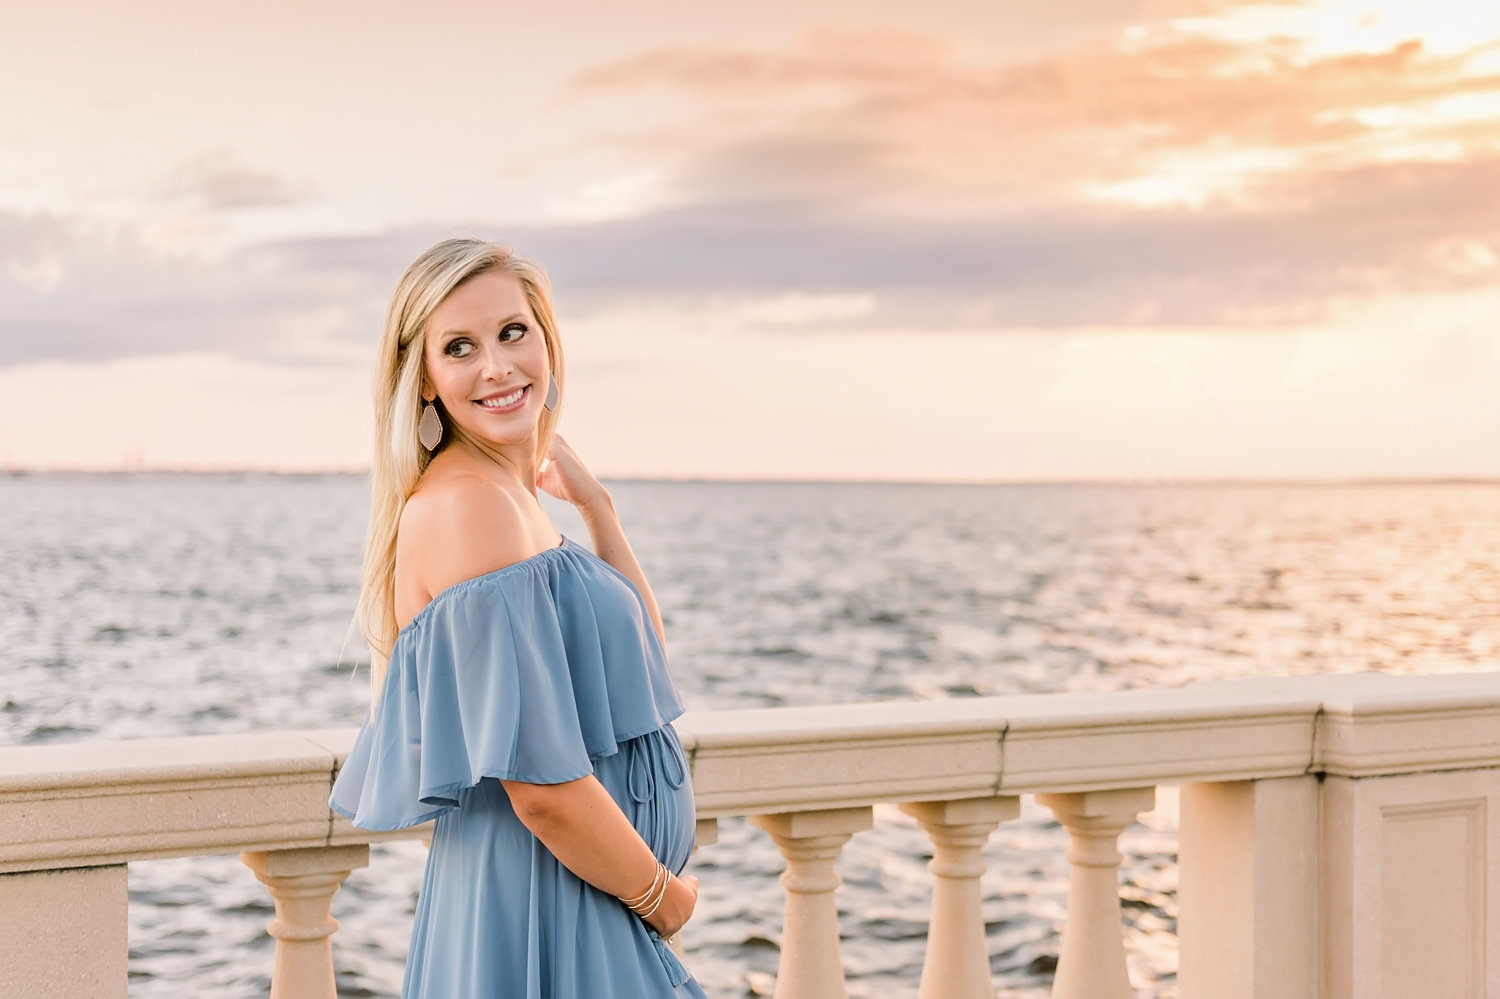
left=4, top=671, right=1500, bottom=998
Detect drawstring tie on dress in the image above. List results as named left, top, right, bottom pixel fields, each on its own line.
left=627, top=728, right=687, bottom=804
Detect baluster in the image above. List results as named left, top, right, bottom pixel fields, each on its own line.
left=240, top=845, right=370, bottom=999
left=749, top=806, right=873, bottom=999
left=900, top=796, right=1020, bottom=999
left=1036, top=788, right=1155, bottom=999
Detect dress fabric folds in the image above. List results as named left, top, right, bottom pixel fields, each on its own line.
left=329, top=535, right=707, bottom=999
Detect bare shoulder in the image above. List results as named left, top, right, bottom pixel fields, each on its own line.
left=395, top=470, right=546, bottom=616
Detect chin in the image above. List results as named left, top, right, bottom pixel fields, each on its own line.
left=462, top=420, right=539, bottom=448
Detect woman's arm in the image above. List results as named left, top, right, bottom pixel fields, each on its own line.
left=577, top=491, right=667, bottom=649
left=523, top=436, right=689, bottom=932
left=536, top=435, right=667, bottom=649
left=502, top=775, right=698, bottom=937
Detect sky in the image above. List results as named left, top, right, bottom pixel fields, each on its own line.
left=2, top=0, right=1498, bottom=481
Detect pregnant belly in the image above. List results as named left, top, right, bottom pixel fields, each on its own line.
left=595, top=724, right=698, bottom=873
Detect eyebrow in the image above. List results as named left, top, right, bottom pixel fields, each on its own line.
left=435, top=312, right=529, bottom=341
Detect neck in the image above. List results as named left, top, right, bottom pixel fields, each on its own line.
left=446, top=428, right=539, bottom=497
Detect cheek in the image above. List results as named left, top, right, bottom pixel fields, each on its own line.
left=426, top=362, right=469, bottom=402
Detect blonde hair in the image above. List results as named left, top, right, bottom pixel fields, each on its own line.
left=359, top=238, right=566, bottom=705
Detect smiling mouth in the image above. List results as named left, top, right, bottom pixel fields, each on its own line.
left=475, top=385, right=529, bottom=410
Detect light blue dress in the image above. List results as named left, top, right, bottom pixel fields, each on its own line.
left=329, top=535, right=707, bottom=998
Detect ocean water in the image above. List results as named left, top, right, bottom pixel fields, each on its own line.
left=3, top=474, right=1499, bottom=997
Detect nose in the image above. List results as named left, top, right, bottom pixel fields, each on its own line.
left=477, top=340, right=514, bottom=381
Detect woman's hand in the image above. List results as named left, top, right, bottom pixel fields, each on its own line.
left=643, top=872, right=699, bottom=940
left=536, top=434, right=609, bottom=510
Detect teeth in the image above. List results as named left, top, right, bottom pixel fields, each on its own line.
left=479, top=387, right=525, bottom=408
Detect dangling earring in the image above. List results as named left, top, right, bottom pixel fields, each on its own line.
left=418, top=400, right=443, bottom=450
left=543, top=376, right=559, bottom=413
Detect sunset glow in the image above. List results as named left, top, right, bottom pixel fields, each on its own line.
left=1, top=0, right=1497, bottom=480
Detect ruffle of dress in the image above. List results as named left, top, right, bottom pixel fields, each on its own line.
left=329, top=536, right=685, bottom=831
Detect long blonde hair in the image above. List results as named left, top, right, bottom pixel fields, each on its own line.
left=359, top=238, right=566, bottom=705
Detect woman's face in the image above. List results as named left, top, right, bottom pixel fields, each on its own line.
left=422, top=269, right=552, bottom=450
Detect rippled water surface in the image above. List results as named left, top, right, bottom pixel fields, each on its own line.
left=4, top=474, right=1499, bottom=997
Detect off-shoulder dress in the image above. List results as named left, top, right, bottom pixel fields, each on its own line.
left=329, top=535, right=707, bottom=998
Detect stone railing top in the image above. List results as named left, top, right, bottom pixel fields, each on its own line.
left=0, top=730, right=341, bottom=792
left=3, top=672, right=1499, bottom=874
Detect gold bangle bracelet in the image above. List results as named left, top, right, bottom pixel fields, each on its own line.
left=636, top=870, right=673, bottom=919
left=619, top=861, right=665, bottom=909
left=629, top=870, right=669, bottom=915
left=629, top=866, right=671, bottom=916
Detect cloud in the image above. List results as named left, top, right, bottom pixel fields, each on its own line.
left=530, top=14, right=1500, bottom=321
left=515, top=153, right=1500, bottom=328
left=0, top=212, right=386, bottom=366
left=6, top=8, right=1500, bottom=368
left=158, top=150, right=313, bottom=211
left=566, top=21, right=1500, bottom=211
left=5, top=146, right=1500, bottom=371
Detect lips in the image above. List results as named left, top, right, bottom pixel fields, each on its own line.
left=474, top=384, right=529, bottom=411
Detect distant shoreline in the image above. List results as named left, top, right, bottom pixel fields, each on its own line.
left=3, top=468, right=1499, bottom=488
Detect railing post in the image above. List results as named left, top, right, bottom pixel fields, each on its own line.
left=240, top=845, right=369, bottom=999
left=900, top=796, right=1018, bottom=999
left=1178, top=778, right=1319, bottom=999
left=1036, top=788, right=1155, bottom=999
left=749, top=806, right=873, bottom=999
left=0, top=865, right=128, bottom=999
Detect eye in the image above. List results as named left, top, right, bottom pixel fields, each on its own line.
left=444, top=338, right=474, bottom=358
left=499, top=322, right=528, bottom=342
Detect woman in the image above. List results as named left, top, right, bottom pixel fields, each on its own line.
left=329, top=237, right=705, bottom=998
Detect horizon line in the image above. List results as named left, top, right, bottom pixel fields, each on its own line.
left=4, top=467, right=1499, bottom=488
